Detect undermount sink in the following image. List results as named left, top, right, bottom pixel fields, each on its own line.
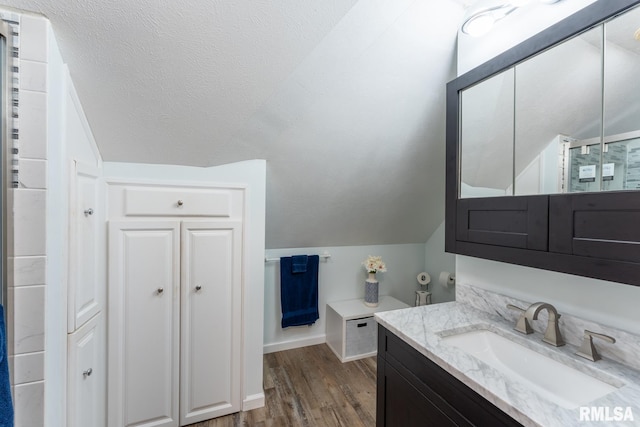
left=442, top=329, right=622, bottom=409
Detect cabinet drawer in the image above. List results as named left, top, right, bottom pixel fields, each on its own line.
left=124, top=188, right=231, bottom=217
left=345, top=317, right=377, bottom=358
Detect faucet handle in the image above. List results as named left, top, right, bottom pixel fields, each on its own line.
left=576, top=330, right=616, bottom=362
left=507, top=304, right=533, bottom=334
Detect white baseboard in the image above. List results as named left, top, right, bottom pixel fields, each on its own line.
left=263, top=334, right=326, bottom=354
left=243, top=392, right=265, bottom=411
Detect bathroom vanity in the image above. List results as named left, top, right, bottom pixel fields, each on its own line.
left=374, top=296, right=640, bottom=427
left=376, top=325, right=521, bottom=426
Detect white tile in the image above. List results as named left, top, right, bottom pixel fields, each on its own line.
left=11, top=352, right=44, bottom=384
left=6, top=191, right=13, bottom=258
left=12, top=189, right=46, bottom=257
left=6, top=288, right=14, bottom=356
left=14, top=381, right=44, bottom=427
left=17, top=90, right=47, bottom=160
left=18, top=159, right=46, bottom=189
left=19, top=61, right=47, bottom=93
left=8, top=257, right=46, bottom=287
left=19, top=15, right=48, bottom=63
left=10, top=286, right=45, bottom=355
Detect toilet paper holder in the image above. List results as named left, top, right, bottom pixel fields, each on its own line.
left=415, top=290, right=431, bottom=306
left=439, top=271, right=456, bottom=288
left=416, top=272, right=432, bottom=306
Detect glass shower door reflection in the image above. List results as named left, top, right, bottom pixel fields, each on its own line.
left=568, top=143, right=601, bottom=193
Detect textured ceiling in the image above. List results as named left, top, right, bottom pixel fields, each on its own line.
left=5, top=0, right=465, bottom=248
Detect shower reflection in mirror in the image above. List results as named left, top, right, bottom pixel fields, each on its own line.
left=459, top=3, right=640, bottom=198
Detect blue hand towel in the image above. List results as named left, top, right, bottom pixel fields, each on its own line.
left=280, top=255, right=319, bottom=328
left=291, top=255, right=308, bottom=273
left=0, top=305, right=13, bottom=427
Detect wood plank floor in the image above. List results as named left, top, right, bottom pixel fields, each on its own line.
left=188, top=344, right=377, bottom=427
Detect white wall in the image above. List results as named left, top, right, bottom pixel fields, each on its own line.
left=263, top=243, right=425, bottom=353
left=102, top=159, right=266, bottom=409
left=423, top=221, right=455, bottom=304
left=456, top=0, right=640, bottom=335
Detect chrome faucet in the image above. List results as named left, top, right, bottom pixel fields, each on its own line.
left=522, top=302, right=565, bottom=347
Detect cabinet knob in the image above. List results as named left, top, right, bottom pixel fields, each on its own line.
left=157, top=287, right=164, bottom=294
left=83, top=368, right=93, bottom=378
left=195, top=285, right=202, bottom=291
left=177, top=200, right=184, bottom=207
left=84, top=208, right=94, bottom=216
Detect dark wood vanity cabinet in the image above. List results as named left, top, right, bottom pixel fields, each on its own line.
left=377, top=326, right=522, bottom=427
left=450, top=191, right=640, bottom=286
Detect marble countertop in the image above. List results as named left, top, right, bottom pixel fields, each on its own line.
left=375, top=302, right=640, bottom=427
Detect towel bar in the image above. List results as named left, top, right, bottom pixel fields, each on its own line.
left=265, top=252, right=331, bottom=262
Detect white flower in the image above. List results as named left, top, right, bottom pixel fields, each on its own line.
left=362, top=255, right=387, bottom=274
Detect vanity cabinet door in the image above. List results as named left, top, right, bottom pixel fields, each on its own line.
left=108, top=221, right=180, bottom=427
left=377, top=326, right=522, bottom=427
left=180, top=221, right=242, bottom=425
left=68, top=161, right=102, bottom=332
left=68, top=313, right=105, bottom=427
left=456, top=195, right=548, bottom=250
left=549, top=192, right=640, bottom=264
left=382, top=362, right=457, bottom=427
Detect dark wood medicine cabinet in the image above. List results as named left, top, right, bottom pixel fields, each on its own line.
left=446, top=0, right=640, bottom=287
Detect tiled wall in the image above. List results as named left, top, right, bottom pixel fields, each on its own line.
left=5, top=12, right=49, bottom=427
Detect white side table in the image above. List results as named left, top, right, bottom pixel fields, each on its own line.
left=326, top=296, right=409, bottom=362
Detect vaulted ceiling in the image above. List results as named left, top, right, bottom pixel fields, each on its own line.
left=5, top=0, right=466, bottom=248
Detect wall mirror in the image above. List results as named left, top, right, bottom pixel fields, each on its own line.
left=446, top=0, right=640, bottom=287
left=603, top=4, right=640, bottom=191
left=458, top=2, right=640, bottom=198
left=514, top=26, right=602, bottom=196
left=460, top=69, right=514, bottom=198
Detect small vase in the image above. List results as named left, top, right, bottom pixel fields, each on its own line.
left=364, top=272, right=379, bottom=307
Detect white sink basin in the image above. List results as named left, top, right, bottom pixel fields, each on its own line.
left=442, top=329, right=621, bottom=409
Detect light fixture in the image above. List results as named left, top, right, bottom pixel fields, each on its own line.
left=462, top=3, right=517, bottom=37
left=461, top=0, right=562, bottom=37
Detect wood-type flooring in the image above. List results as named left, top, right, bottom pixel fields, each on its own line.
left=188, top=344, right=377, bottom=427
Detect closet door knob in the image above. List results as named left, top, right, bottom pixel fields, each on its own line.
left=157, top=287, right=164, bottom=294
left=84, top=208, right=94, bottom=216
left=83, top=368, right=93, bottom=378
left=177, top=200, right=184, bottom=206
left=195, top=285, right=202, bottom=291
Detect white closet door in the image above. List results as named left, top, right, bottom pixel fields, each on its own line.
left=180, top=221, right=242, bottom=425
left=68, top=313, right=105, bottom=427
left=108, top=221, right=180, bottom=427
left=68, top=161, right=101, bottom=332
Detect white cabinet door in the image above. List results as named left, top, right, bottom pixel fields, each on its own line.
left=180, top=221, right=242, bottom=425
left=68, top=161, right=101, bottom=332
left=108, top=221, right=180, bottom=427
left=68, top=313, right=105, bottom=427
